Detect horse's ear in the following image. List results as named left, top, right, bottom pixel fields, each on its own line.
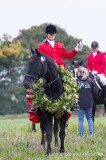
left=35, top=48, right=41, bottom=56
left=31, top=47, right=41, bottom=56
left=80, top=61, right=83, bottom=66
left=31, top=47, right=35, bottom=55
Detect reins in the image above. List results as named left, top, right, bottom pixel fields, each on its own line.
left=42, top=74, right=61, bottom=101
left=42, top=74, right=59, bottom=87
left=93, top=76, right=102, bottom=90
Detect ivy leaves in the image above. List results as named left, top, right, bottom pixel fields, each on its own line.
left=32, top=66, right=79, bottom=113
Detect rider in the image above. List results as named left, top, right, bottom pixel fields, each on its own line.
left=38, top=24, right=83, bottom=68
left=37, top=24, right=83, bottom=110
left=86, top=41, right=106, bottom=102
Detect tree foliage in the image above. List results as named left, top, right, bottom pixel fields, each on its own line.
left=0, top=34, right=29, bottom=114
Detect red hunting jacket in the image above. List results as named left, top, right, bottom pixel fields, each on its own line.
left=87, top=51, right=106, bottom=76
left=38, top=41, right=78, bottom=68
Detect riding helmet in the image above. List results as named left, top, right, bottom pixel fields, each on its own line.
left=45, top=24, right=57, bottom=34
left=91, top=41, right=99, bottom=48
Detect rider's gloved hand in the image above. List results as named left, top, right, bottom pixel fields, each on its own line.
left=75, top=39, right=83, bottom=52
left=92, top=70, right=98, bottom=75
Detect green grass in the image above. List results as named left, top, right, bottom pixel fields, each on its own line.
left=0, top=114, right=106, bottom=160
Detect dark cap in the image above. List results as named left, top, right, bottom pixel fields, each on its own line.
left=45, top=24, right=57, bottom=34
left=91, top=41, right=99, bottom=48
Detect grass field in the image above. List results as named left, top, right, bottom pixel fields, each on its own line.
left=0, top=114, right=106, bottom=160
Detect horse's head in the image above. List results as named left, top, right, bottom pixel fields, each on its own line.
left=72, top=60, right=83, bottom=78
left=72, top=60, right=83, bottom=69
left=23, top=48, right=48, bottom=89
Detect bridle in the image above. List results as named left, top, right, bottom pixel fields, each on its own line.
left=25, top=58, right=60, bottom=94
left=25, top=74, right=39, bottom=84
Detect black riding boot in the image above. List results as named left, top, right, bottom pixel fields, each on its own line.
left=103, top=85, right=106, bottom=103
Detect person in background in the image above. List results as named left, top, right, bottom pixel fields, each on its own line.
left=37, top=24, right=83, bottom=110
left=76, top=66, right=94, bottom=138
left=87, top=41, right=106, bottom=103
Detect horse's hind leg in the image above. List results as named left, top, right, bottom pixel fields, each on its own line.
left=40, top=122, right=46, bottom=145
left=92, top=104, right=96, bottom=123
left=54, top=116, right=59, bottom=147
left=59, top=111, right=67, bottom=153
left=103, top=104, right=106, bottom=116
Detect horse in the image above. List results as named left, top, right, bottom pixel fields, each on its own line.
left=71, top=60, right=106, bottom=122
left=23, top=48, right=69, bottom=154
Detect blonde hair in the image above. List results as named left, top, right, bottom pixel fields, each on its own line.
left=77, top=66, right=89, bottom=79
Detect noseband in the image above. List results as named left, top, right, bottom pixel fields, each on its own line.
left=25, top=74, right=39, bottom=83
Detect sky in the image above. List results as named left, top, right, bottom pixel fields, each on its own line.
left=0, top=0, right=106, bottom=51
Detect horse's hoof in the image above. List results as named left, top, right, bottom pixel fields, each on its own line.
left=41, top=141, right=45, bottom=145
left=47, top=150, right=52, bottom=155
left=60, top=148, right=65, bottom=153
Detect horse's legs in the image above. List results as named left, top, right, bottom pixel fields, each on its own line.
left=37, top=109, right=53, bottom=154
left=32, top=122, right=36, bottom=132
left=53, top=116, right=59, bottom=147
left=92, top=104, right=96, bottom=123
left=103, top=104, right=106, bottom=116
left=59, top=111, right=67, bottom=153
left=40, top=122, right=46, bottom=145
left=46, top=115, right=53, bottom=155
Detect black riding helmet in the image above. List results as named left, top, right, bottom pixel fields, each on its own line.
left=45, top=24, right=57, bottom=34
left=91, top=41, right=99, bottom=48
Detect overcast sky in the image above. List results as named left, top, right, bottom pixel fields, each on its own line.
left=0, top=0, right=106, bottom=51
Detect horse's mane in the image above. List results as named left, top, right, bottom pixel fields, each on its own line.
left=41, top=52, right=58, bottom=71
left=37, top=52, right=63, bottom=101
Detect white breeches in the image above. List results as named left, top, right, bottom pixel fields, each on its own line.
left=97, top=74, right=106, bottom=86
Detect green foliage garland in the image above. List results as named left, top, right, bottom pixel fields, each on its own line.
left=32, top=66, right=79, bottom=113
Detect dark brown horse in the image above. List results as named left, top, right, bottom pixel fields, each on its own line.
left=23, top=48, right=68, bottom=154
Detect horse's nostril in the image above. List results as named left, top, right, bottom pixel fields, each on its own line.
left=23, top=82, right=30, bottom=89
left=25, top=83, right=29, bottom=86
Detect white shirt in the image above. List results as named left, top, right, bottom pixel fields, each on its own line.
left=93, top=52, right=97, bottom=57
left=47, top=38, right=55, bottom=48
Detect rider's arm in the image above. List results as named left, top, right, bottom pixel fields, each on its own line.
left=62, top=44, right=78, bottom=59
left=97, top=53, right=106, bottom=73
